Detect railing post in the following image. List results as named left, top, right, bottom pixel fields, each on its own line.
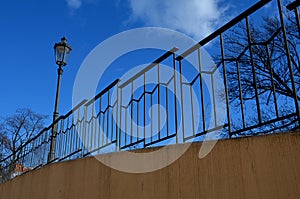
left=220, top=33, right=232, bottom=137
left=198, top=48, right=207, bottom=134
left=277, top=0, right=300, bottom=124
left=173, top=52, right=179, bottom=144
left=119, top=87, right=123, bottom=150
left=116, top=80, right=121, bottom=151
left=179, top=60, right=186, bottom=141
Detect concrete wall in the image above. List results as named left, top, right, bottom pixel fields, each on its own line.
left=1, top=132, right=300, bottom=199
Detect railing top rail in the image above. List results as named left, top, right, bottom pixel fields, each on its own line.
left=286, top=0, right=300, bottom=10
left=119, top=47, right=179, bottom=88
left=84, top=79, right=120, bottom=107
left=55, top=99, right=88, bottom=121
left=176, top=0, right=272, bottom=61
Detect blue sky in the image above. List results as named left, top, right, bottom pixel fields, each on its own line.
left=0, top=0, right=264, bottom=124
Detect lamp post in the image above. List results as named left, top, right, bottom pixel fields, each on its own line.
left=48, top=37, right=72, bottom=163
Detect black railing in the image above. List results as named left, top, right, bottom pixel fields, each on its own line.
left=118, top=47, right=179, bottom=148
left=1, top=0, right=299, bottom=183
left=82, top=79, right=120, bottom=156
left=0, top=99, right=87, bottom=182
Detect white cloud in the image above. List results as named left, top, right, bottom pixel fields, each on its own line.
left=127, top=0, right=230, bottom=40
left=66, top=0, right=82, bottom=10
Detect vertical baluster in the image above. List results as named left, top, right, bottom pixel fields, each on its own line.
left=119, top=88, right=123, bottom=149
left=173, top=53, right=179, bottom=143
left=143, top=73, right=146, bottom=147
left=101, top=97, right=106, bottom=147
left=179, top=60, right=186, bottom=141
left=131, top=82, right=134, bottom=145
left=166, top=84, right=169, bottom=137
left=277, top=0, right=300, bottom=123
left=91, top=102, right=95, bottom=152
left=137, top=98, right=140, bottom=141
left=198, top=48, right=206, bottom=134
left=107, top=90, right=110, bottom=145
left=150, top=92, right=153, bottom=143
left=220, top=33, right=232, bottom=136
left=189, top=85, right=196, bottom=136
left=116, top=81, right=120, bottom=151
left=99, top=97, right=102, bottom=150
left=158, top=63, right=161, bottom=140
left=82, top=105, right=87, bottom=157
left=125, top=103, right=128, bottom=147
left=111, top=93, right=114, bottom=143
left=211, top=73, right=218, bottom=128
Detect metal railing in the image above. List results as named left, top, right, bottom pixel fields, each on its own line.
left=1, top=0, right=299, bottom=183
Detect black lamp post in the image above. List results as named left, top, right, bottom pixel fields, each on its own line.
left=48, top=37, right=72, bottom=163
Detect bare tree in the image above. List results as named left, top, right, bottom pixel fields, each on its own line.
left=220, top=11, right=300, bottom=135
left=0, top=108, right=47, bottom=181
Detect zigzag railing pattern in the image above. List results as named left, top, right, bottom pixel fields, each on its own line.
left=1, top=0, right=299, bottom=183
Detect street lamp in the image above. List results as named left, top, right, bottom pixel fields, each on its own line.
left=48, top=37, right=72, bottom=163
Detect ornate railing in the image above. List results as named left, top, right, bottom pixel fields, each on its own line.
left=1, top=0, right=299, bottom=183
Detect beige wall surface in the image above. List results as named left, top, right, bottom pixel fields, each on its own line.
left=0, top=132, right=300, bottom=199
